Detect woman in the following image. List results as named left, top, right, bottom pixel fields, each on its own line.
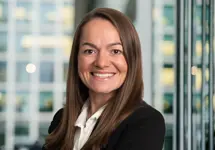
left=43, top=8, right=165, bottom=150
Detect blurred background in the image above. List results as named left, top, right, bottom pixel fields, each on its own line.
left=0, top=0, right=214, bottom=150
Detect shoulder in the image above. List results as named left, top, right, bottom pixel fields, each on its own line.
left=48, top=108, right=63, bottom=134
left=114, top=100, right=166, bottom=139
left=107, top=101, right=166, bottom=150
left=124, top=101, right=165, bottom=126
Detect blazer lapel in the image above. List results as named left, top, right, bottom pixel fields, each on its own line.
left=91, top=118, right=100, bottom=135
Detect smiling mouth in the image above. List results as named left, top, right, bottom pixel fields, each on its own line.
left=91, top=72, right=115, bottom=78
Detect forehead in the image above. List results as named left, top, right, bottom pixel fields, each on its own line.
left=80, top=18, right=121, bottom=43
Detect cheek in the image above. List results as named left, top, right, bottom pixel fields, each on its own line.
left=78, top=56, right=93, bottom=73
left=77, top=56, right=82, bottom=72
left=115, top=57, right=128, bottom=73
left=78, top=56, right=87, bottom=76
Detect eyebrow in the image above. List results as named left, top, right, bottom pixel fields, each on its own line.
left=81, top=42, right=122, bottom=49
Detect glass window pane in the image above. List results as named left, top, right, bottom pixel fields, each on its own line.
left=39, top=91, right=53, bottom=112
left=163, top=5, right=174, bottom=26
left=162, top=35, right=175, bottom=56
left=0, top=2, right=8, bottom=24
left=39, top=33, right=55, bottom=55
left=196, top=6, right=202, bottom=26
left=62, top=36, right=72, bottom=58
left=161, top=66, right=174, bottom=88
left=0, top=32, right=7, bottom=52
left=15, top=2, right=32, bottom=23
left=63, top=63, right=68, bottom=82
left=39, top=124, right=49, bottom=148
left=16, top=62, right=30, bottom=83
left=0, top=90, right=6, bottom=112
left=41, top=48, right=55, bottom=55
left=193, top=94, right=201, bottom=113
left=40, top=62, right=54, bottom=82
left=0, top=133, right=5, bottom=148
left=0, top=61, right=6, bottom=82
left=15, top=123, right=29, bottom=136
left=40, top=4, right=56, bottom=24
left=16, top=91, right=29, bottom=112
left=164, top=125, right=173, bottom=150
left=61, top=5, right=75, bottom=32
left=163, top=93, right=173, bottom=114
left=16, top=33, right=31, bottom=53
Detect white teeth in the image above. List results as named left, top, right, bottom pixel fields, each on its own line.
left=93, top=73, right=114, bottom=78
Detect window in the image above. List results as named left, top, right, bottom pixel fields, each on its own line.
left=0, top=91, right=6, bottom=112
left=16, top=33, right=31, bottom=53
left=16, top=62, right=30, bottom=83
left=39, top=91, right=53, bottom=112
left=40, top=62, right=54, bottom=82
left=15, top=123, right=29, bottom=136
left=0, top=61, right=6, bottom=82
left=40, top=48, right=55, bottom=55
left=40, top=4, right=56, bottom=24
left=0, top=2, right=8, bottom=24
left=162, top=35, right=175, bottom=57
left=39, top=123, right=49, bottom=138
left=0, top=32, right=7, bottom=52
left=16, top=2, right=32, bottom=23
left=61, top=6, right=75, bottom=31
left=39, top=34, right=55, bottom=55
left=163, top=5, right=174, bottom=27
left=163, top=93, right=173, bottom=114
left=16, top=91, right=29, bottom=112
left=63, top=62, right=68, bottom=82
left=0, top=133, right=5, bottom=147
left=161, top=65, right=174, bottom=88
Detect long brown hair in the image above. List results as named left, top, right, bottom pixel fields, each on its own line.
left=44, top=7, right=143, bottom=150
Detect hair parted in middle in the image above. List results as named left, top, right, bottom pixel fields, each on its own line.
left=45, top=7, right=144, bottom=150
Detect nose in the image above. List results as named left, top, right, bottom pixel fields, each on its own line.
left=94, top=51, right=110, bottom=68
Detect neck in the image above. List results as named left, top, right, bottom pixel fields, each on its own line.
left=88, top=91, right=113, bottom=116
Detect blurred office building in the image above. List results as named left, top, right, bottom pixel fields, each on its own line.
left=0, top=0, right=74, bottom=149
left=0, top=0, right=214, bottom=150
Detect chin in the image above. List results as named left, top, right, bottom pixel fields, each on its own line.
left=93, top=90, right=113, bottom=94
left=91, top=87, right=116, bottom=95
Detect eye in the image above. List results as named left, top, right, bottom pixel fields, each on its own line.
left=111, top=49, right=123, bottom=55
left=83, top=49, right=96, bottom=54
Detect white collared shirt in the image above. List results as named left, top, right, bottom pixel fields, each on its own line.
left=73, top=101, right=106, bottom=150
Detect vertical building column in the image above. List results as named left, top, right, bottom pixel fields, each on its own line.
left=54, top=0, right=65, bottom=112
left=5, top=0, right=17, bottom=149
left=29, top=0, right=40, bottom=143
left=201, top=0, right=207, bottom=150
left=135, top=0, right=153, bottom=105
left=175, top=0, right=185, bottom=149
left=208, top=0, right=214, bottom=149
left=187, top=0, right=194, bottom=149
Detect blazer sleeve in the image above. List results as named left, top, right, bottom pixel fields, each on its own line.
left=42, top=109, right=63, bottom=150
left=48, top=108, right=63, bottom=134
left=114, top=108, right=166, bottom=150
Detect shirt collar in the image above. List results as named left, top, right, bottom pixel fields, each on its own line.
left=74, top=101, right=89, bottom=128
left=75, top=100, right=107, bottom=128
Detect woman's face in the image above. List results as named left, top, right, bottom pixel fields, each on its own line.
left=78, top=18, right=128, bottom=96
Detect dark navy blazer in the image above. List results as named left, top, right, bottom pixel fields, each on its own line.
left=43, top=101, right=165, bottom=150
